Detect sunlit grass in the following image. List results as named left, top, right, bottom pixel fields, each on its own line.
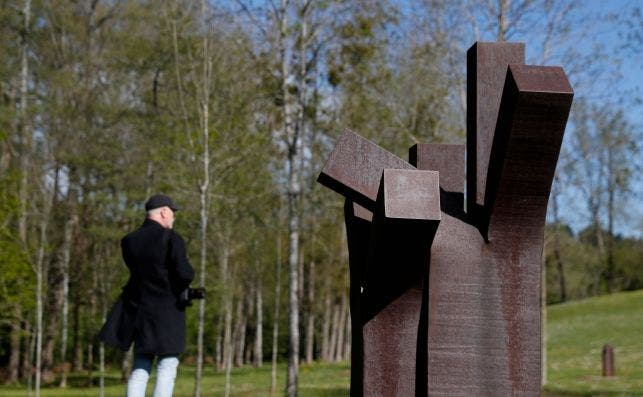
left=544, top=289, right=643, bottom=397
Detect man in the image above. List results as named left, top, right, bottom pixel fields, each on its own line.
left=120, top=194, right=195, bottom=397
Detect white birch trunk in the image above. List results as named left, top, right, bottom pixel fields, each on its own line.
left=18, top=0, right=31, bottom=244
left=194, top=1, right=212, bottom=395
left=271, top=234, right=282, bottom=394
left=305, top=260, right=315, bottom=364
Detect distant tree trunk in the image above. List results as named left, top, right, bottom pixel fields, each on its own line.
left=194, top=1, right=212, bottom=395
left=343, top=309, right=351, bottom=361
left=551, top=179, right=567, bottom=302
left=20, top=320, right=30, bottom=382
left=17, top=0, right=31, bottom=245
left=86, top=340, right=93, bottom=387
left=328, top=302, right=339, bottom=362
left=234, top=297, right=247, bottom=367
left=496, top=0, right=508, bottom=41
left=224, top=294, right=233, bottom=397
left=305, top=260, right=315, bottom=364
left=59, top=206, right=77, bottom=388
left=254, top=277, right=263, bottom=367
left=35, top=184, right=54, bottom=396
left=335, top=294, right=347, bottom=362
left=321, top=278, right=331, bottom=362
left=271, top=234, right=282, bottom=394
left=42, top=169, right=65, bottom=383
left=72, top=300, right=83, bottom=372
left=215, top=316, right=223, bottom=370
left=26, top=320, right=34, bottom=392
left=243, top=290, right=254, bottom=365
left=121, top=347, right=133, bottom=383
left=605, top=147, right=615, bottom=293
left=7, top=310, right=21, bottom=384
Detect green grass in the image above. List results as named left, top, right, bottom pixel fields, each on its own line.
left=1, top=290, right=641, bottom=396
left=544, top=289, right=643, bottom=397
left=0, top=362, right=350, bottom=396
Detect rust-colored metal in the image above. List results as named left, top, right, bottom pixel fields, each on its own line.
left=602, top=344, right=615, bottom=377
left=467, top=42, right=525, bottom=220
left=318, top=41, right=573, bottom=396
left=427, top=60, right=573, bottom=395
left=317, top=129, right=414, bottom=211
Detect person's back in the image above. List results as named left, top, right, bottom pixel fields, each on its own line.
left=101, top=194, right=195, bottom=397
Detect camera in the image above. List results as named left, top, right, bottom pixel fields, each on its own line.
left=178, top=287, right=206, bottom=306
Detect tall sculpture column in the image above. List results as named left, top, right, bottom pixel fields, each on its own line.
left=317, top=41, right=573, bottom=396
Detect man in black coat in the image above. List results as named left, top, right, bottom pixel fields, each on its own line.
left=121, top=194, right=195, bottom=397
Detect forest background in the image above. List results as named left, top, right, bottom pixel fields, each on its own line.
left=0, top=0, right=641, bottom=396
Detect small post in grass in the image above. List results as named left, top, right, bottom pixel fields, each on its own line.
left=602, top=344, right=615, bottom=377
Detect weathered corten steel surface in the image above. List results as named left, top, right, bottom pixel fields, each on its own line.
left=317, top=129, right=414, bottom=211
left=425, top=53, right=573, bottom=395
left=467, top=42, right=525, bottom=220
left=317, top=41, right=573, bottom=396
left=363, top=169, right=440, bottom=397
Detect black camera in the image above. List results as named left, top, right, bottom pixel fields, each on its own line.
left=178, top=287, right=206, bottom=306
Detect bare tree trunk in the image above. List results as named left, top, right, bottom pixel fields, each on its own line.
left=121, top=347, right=133, bottom=383
left=271, top=234, right=282, bottom=394
left=335, top=294, right=347, bottom=362
left=328, top=302, right=339, bottom=362
left=26, top=320, right=34, bottom=395
left=194, top=0, right=212, bottom=394
left=35, top=186, right=54, bottom=396
left=86, top=340, right=93, bottom=388
left=343, top=309, right=351, bottom=361
left=254, top=276, right=263, bottom=367
left=321, top=279, right=331, bottom=362
left=59, top=207, right=77, bottom=388
left=244, top=290, right=254, bottom=365
left=72, top=300, right=83, bottom=372
left=282, top=0, right=301, bottom=391
left=7, top=311, right=21, bottom=384
left=17, top=0, right=31, bottom=244
left=42, top=167, right=64, bottom=384
left=305, top=260, right=315, bottom=364
left=224, top=295, right=233, bottom=397
left=606, top=149, right=615, bottom=293
left=234, top=296, right=246, bottom=367
left=215, top=316, right=223, bottom=370
left=496, top=0, right=508, bottom=41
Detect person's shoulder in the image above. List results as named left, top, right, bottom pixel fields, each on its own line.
left=169, top=229, right=186, bottom=245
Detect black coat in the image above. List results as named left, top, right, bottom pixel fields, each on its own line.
left=119, top=218, right=195, bottom=355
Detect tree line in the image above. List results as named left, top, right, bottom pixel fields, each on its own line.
left=0, top=1, right=640, bottom=396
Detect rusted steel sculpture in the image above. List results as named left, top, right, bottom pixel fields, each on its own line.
left=317, top=42, right=573, bottom=396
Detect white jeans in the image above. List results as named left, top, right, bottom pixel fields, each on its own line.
left=127, top=353, right=179, bottom=397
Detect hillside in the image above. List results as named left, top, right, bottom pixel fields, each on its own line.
left=545, top=289, right=643, bottom=396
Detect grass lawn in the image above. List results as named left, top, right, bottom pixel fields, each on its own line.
left=1, top=289, right=640, bottom=396
left=544, top=289, right=643, bottom=397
